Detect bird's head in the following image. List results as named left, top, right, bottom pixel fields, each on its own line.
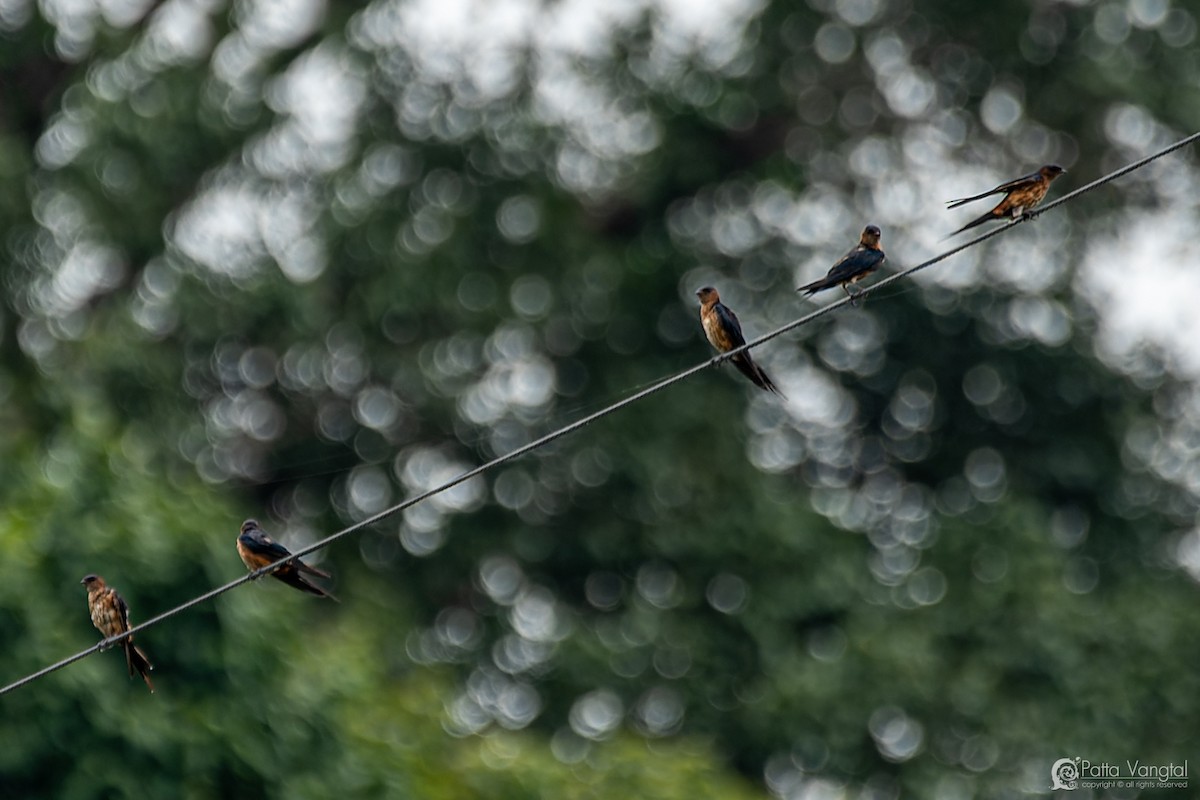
left=80, top=574, right=104, bottom=589
left=695, top=286, right=719, bottom=304
left=1041, top=164, right=1066, bottom=179
left=861, top=225, right=882, bottom=247
left=240, top=519, right=260, bottom=536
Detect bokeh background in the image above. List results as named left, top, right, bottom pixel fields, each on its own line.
left=2, top=0, right=1199, bottom=796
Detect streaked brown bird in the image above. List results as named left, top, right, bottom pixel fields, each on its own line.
left=237, top=519, right=337, bottom=600
left=696, top=286, right=784, bottom=396
left=797, top=225, right=886, bottom=305
left=81, top=574, right=154, bottom=692
left=946, top=164, right=1066, bottom=235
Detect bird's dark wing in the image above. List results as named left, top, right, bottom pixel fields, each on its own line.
left=239, top=529, right=293, bottom=562
left=800, top=246, right=886, bottom=294
left=823, top=247, right=885, bottom=284
left=114, top=592, right=132, bottom=634
left=713, top=303, right=747, bottom=348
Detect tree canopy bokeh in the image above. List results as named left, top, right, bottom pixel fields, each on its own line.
left=2, top=0, right=1199, bottom=797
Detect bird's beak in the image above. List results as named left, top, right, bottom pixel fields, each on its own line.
left=79, top=578, right=86, bottom=585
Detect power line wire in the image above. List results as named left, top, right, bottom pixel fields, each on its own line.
left=3, top=130, right=1196, bottom=698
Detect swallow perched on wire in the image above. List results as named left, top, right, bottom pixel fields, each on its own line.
left=946, top=164, right=1066, bottom=235
left=81, top=574, right=154, bottom=692
left=237, top=519, right=337, bottom=600
left=797, top=225, right=886, bottom=305
left=696, top=286, right=784, bottom=396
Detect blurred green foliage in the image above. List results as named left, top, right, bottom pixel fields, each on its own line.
left=1, top=0, right=1199, bottom=797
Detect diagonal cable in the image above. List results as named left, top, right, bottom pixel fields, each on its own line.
left=2, top=130, right=1196, bottom=698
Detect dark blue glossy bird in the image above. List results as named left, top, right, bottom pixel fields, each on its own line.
left=237, top=519, right=337, bottom=600
left=696, top=286, right=783, bottom=396
left=797, top=225, right=886, bottom=305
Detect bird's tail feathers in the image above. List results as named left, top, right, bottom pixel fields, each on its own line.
left=278, top=569, right=339, bottom=601
left=797, top=277, right=835, bottom=296
left=757, top=369, right=786, bottom=398
left=732, top=355, right=786, bottom=398
left=945, top=196, right=977, bottom=210
left=945, top=189, right=998, bottom=209
left=124, top=641, right=155, bottom=692
left=297, top=561, right=331, bottom=579
left=947, top=211, right=993, bottom=237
